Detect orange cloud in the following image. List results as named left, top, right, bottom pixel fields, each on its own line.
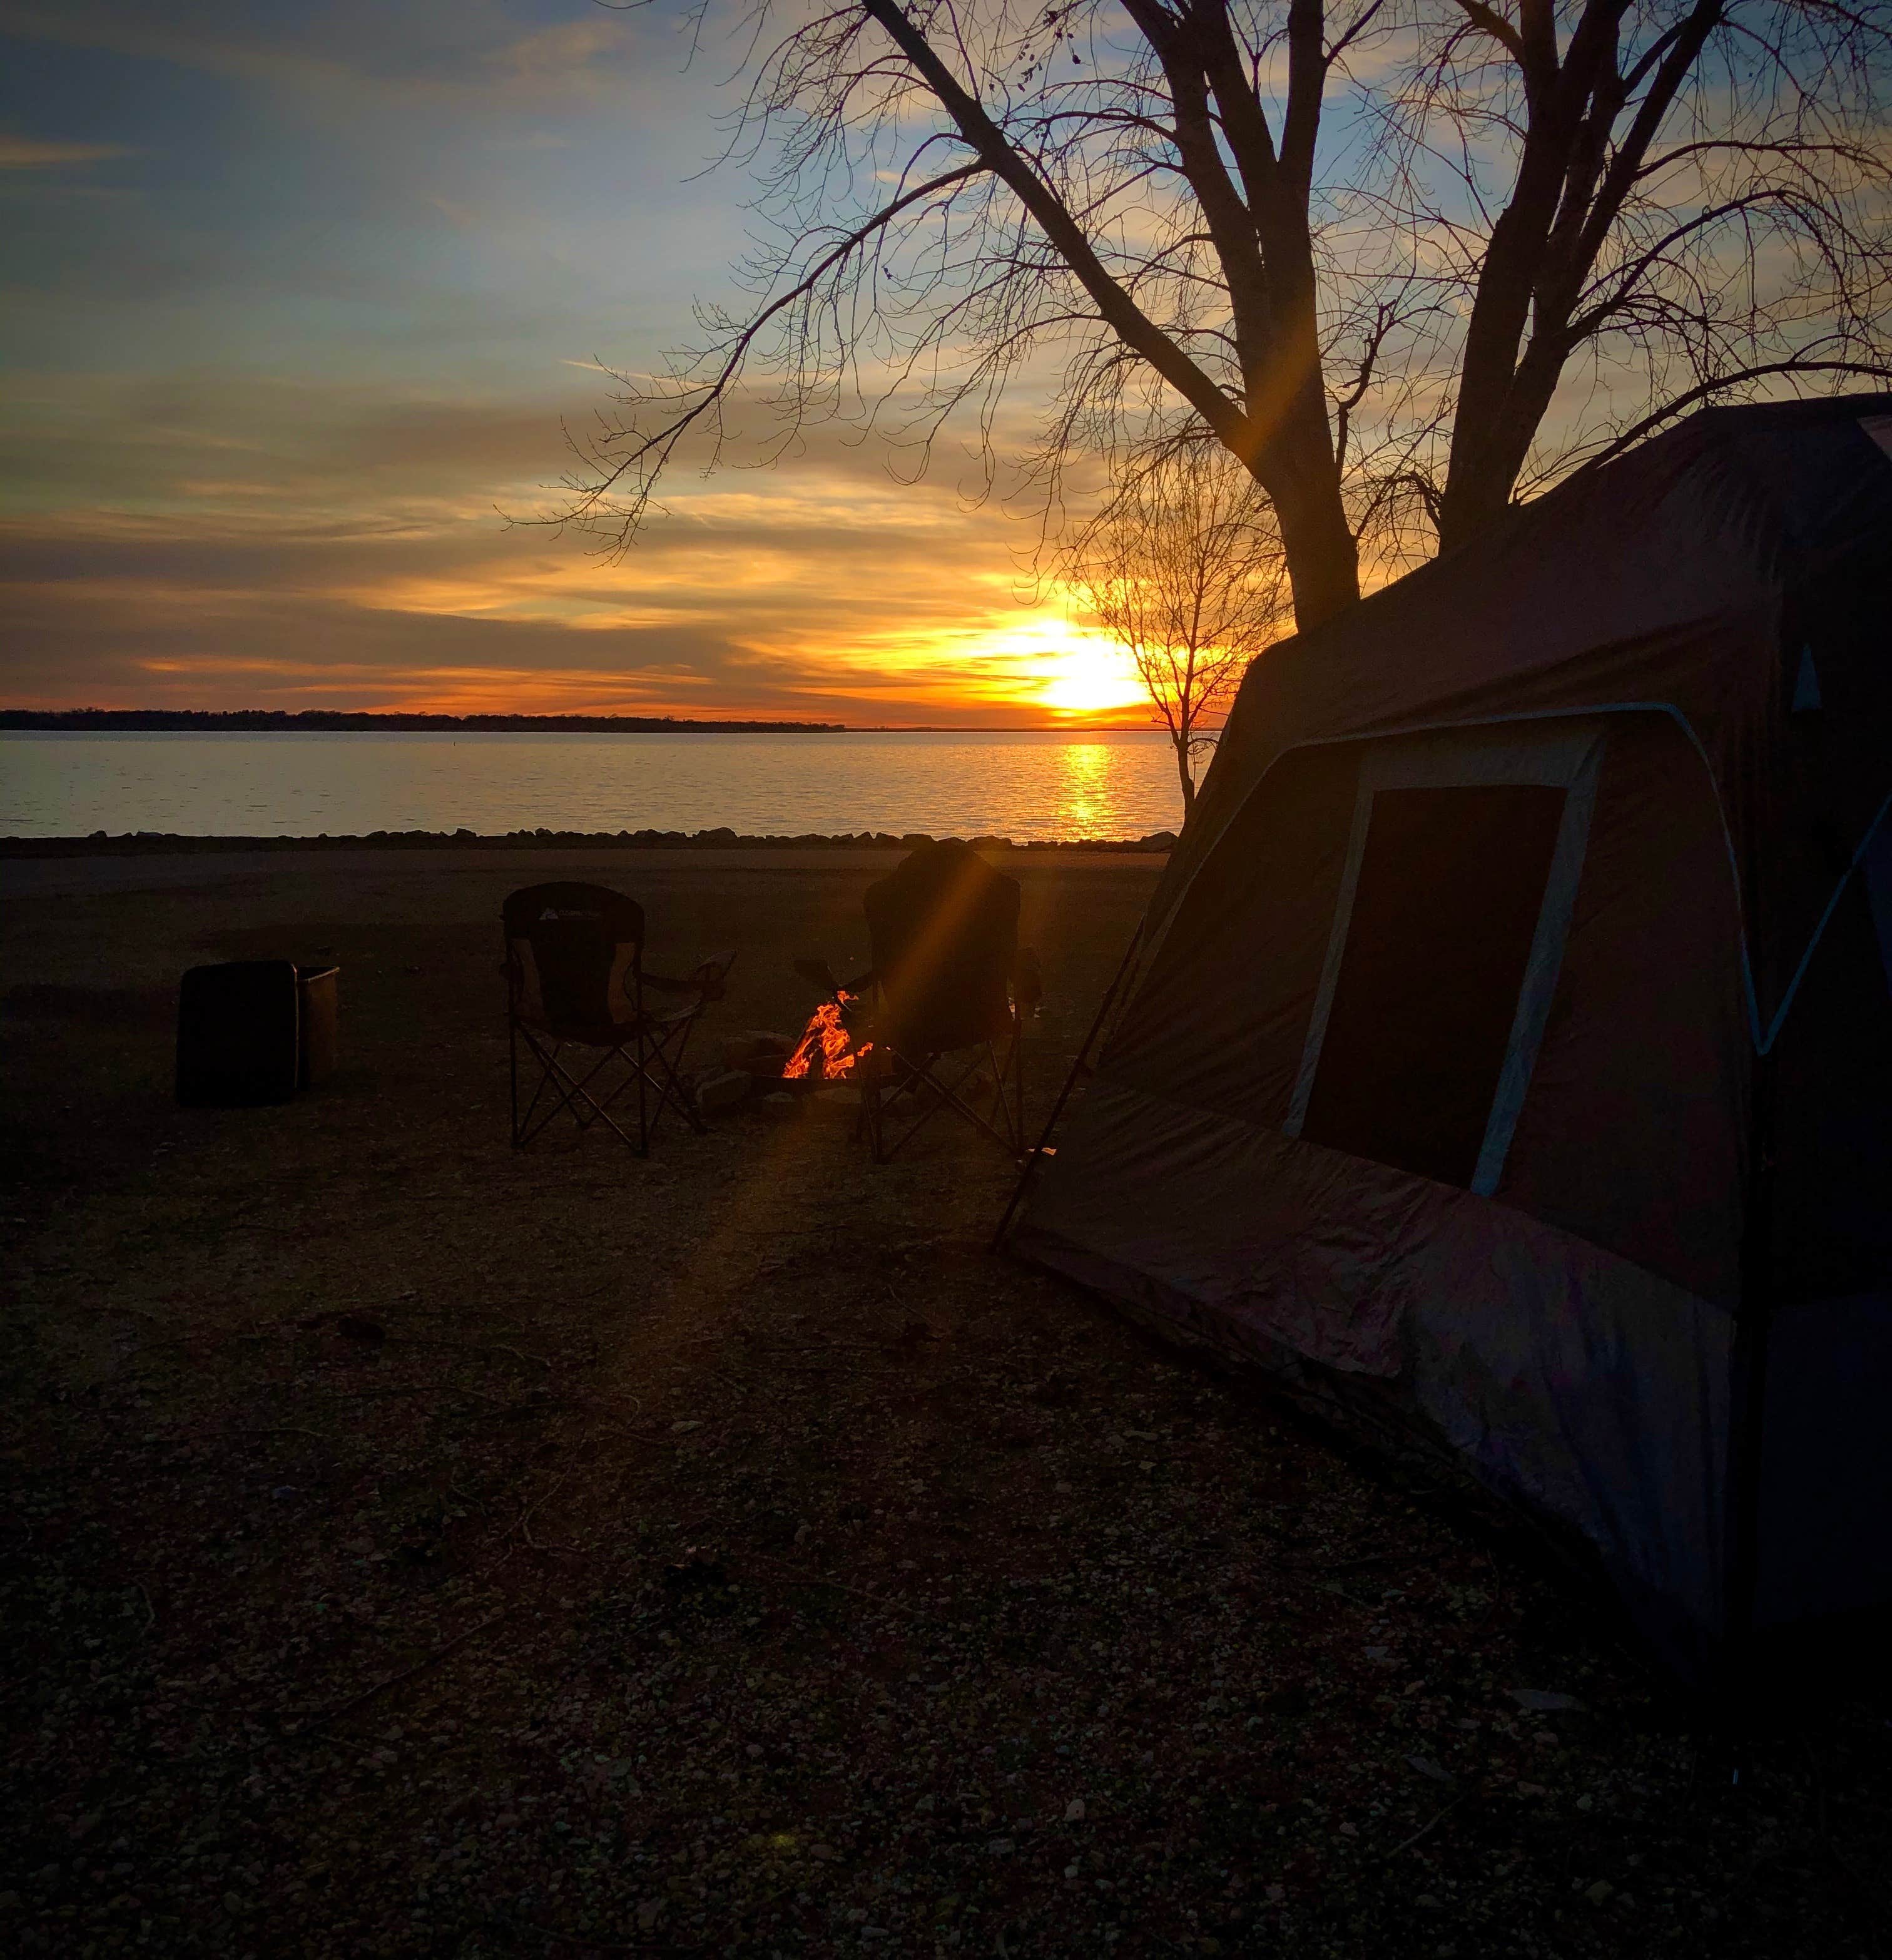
left=0, top=373, right=1166, bottom=728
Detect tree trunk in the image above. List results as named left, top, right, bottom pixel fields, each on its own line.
left=1241, top=237, right=1361, bottom=635
left=1436, top=197, right=1557, bottom=559
left=1174, top=734, right=1198, bottom=819
left=1435, top=393, right=1555, bottom=556
left=1269, top=466, right=1361, bottom=634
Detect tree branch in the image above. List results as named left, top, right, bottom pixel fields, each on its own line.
left=564, top=160, right=986, bottom=533
left=1567, top=359, right=1892, bottom=478
left=857, top=0, right=1253, bottom=454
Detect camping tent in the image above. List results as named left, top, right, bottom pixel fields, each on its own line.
left=1012, top=396, right=1892, bottom=1685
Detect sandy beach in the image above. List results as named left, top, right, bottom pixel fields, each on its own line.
left=3, top=845, right=1885, bottom=1957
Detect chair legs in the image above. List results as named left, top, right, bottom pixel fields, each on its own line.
left=508, top=1016, right=706, bottom=1156
left=861, top=1014, right=1025, bottom=1163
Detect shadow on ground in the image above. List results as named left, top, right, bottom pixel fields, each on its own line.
left=1, top=848, right=1887, bottom=1958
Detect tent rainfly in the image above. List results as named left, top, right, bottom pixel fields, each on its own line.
left=1013, top=396, right=1892, bottom=1686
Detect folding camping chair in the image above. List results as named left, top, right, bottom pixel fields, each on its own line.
left=839, top=840, right=1037, bottom=1163
left=502, top=882, right=733, bottom=1156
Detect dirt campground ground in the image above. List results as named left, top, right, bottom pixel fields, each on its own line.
left=1, top=844, right=1888, bottom=1960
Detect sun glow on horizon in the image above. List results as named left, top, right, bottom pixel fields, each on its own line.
left=926, top=611, right=1147, bottom=720
left=1037, top=641, right=1146, bottom=715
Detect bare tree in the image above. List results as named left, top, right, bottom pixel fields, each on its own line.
left=562, top=1, right=1892, bottom=633
left=1066, top=439, right=1288, bottom=812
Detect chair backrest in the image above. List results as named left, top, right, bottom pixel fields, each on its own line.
left=502, top=882, right=644, bottom=1033
left=864, top=840, right=1019, bottom=1054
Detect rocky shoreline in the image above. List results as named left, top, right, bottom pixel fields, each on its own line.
left=2, top=825, right=1179, bottom=858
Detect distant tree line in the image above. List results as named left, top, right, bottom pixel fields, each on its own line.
left=0, top=710, right=848, bottom=733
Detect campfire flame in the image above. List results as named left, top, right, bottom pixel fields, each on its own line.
left=781, top=991, right=873, bottom=1081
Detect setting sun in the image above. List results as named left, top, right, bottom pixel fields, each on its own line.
left=921, top=612, right=1148, bottom=720
left=1037, top=635, right=1147, bottom=715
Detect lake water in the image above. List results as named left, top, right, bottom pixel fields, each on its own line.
left=0, top=730, right=1189, bottom=843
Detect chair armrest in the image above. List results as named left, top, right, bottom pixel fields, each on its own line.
left=644, top=949, right=738, bottom=1003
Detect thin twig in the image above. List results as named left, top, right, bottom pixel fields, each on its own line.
left=401, top=1304, right=533, bottom=1332
left=744, top=1552, right=915, bottom=1616
left=313, top=1383, right=509, bottom=1406
left=284, top=1610, right=512, bottom=1728
left=515, top=1466, right=591, bottom=1557
left=73, top=1301, right=163, bottom=1326
left=502, top=1396, right=669, bottom=1441
left=506, top=1908, right=704, bottom=1954
left=1382, top=1792, right=1470, bottom=1862
left=1291, top=1551, right=1430, bottom=1576
left=1308, top=1578, right=1378, bottom=1611
left=393, top=1336, right=552, bottom=1372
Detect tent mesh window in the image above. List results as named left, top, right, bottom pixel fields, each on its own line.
left=1301, top=783, right=1567, bottom=1187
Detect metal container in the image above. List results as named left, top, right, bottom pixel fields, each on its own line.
left=175, top=959, right=341, bottom=1105
left=295, top=963, right=340, bottom=1088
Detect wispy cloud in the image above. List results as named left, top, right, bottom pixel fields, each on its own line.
left=1, top=1, right=683, bottom=113
left=0, top=369, right=1126, bottom=724
left=0, top=4, right=1132, bottom=727
left=0, top=133, right=138, bottom=168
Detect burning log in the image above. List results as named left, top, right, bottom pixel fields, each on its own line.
left=781, top=991, right=873, bottom=1083
left=721, top=1030, right=793, bottom=1078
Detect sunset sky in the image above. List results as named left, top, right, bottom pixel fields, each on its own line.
left=0, top=0, right=1149, bottom=725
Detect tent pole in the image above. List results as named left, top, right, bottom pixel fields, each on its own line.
left=1724, top=1043, right=1778, bottom=1700
left=990, top=920, right=1144, bottom=1253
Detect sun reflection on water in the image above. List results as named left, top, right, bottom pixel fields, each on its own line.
left=1, top=729, right=1189, bottom=841
left=1054, top=742, right=1117, bottom=839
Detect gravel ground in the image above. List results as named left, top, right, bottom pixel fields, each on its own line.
left=3, top=847, right=1888, bottom=1959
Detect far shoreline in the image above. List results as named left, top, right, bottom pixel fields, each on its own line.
left=2, top=713, right=1162, bottom=735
